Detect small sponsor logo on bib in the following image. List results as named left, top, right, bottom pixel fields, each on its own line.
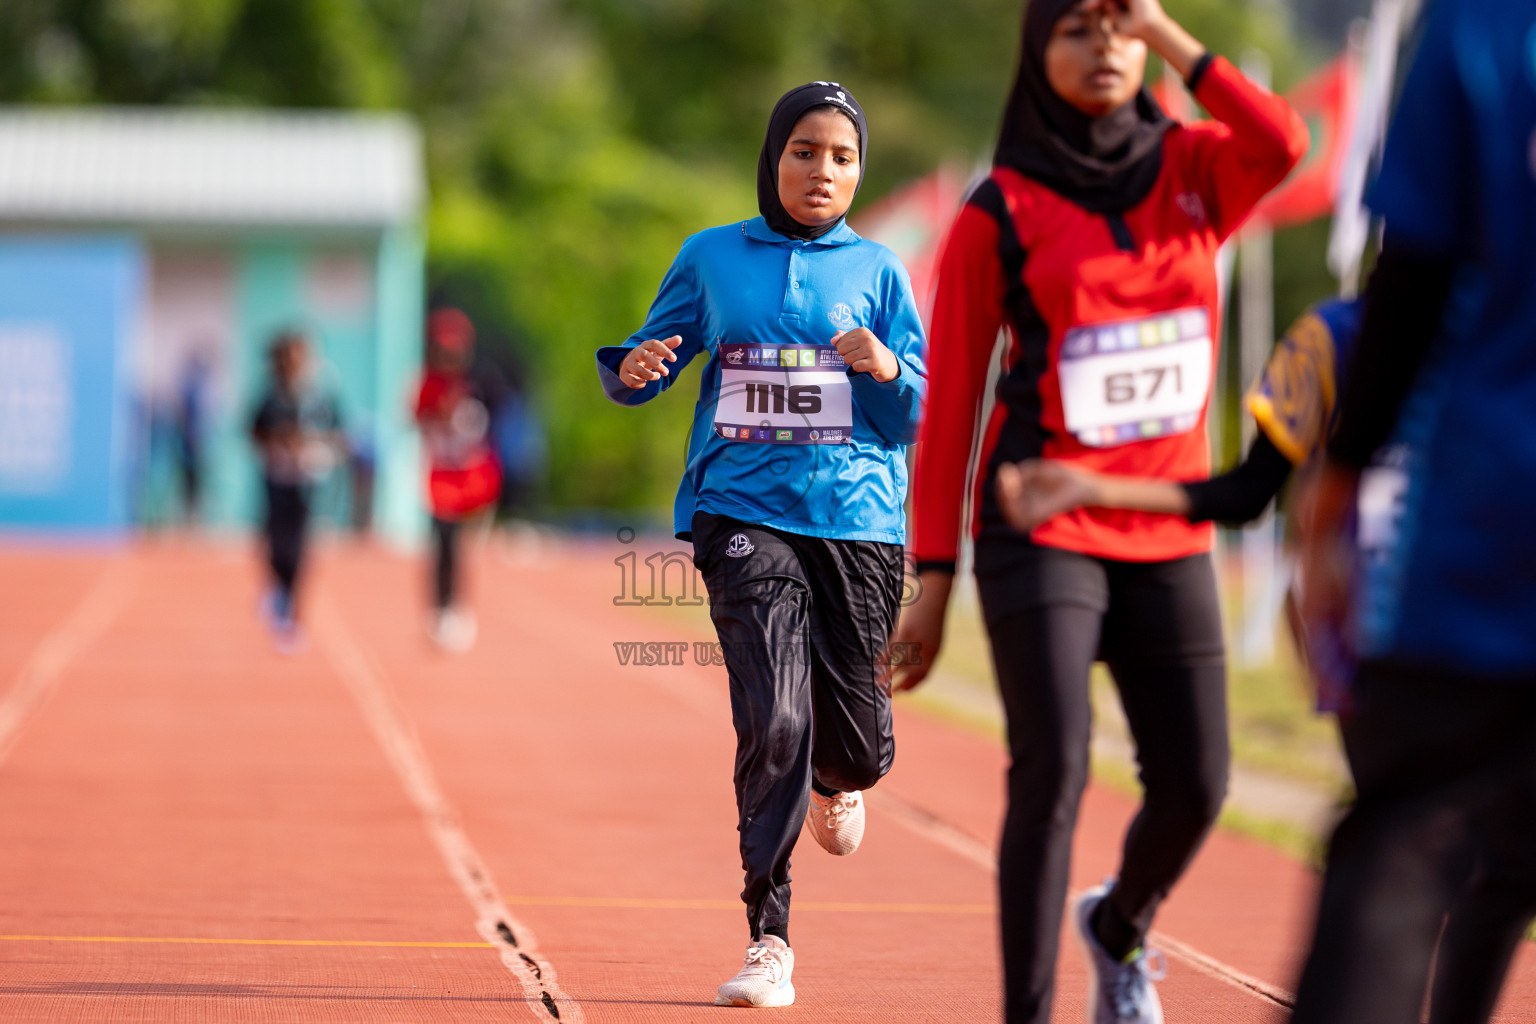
left=726, top=348, right=744, bottom=364
left=725, top=533, right=755, bottom=558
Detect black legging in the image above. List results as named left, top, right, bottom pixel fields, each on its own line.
left=432, top=517, right=460, bottom=612
left=975, top=542, right=1229, bottom=1024
left=264, top=481, right=310, bottom=601
left=1428, top=787, right=1536, bottom=1024
left=692, top=511, right=900, bottom=946
left=1293, top=663, right=1536, bottom=1024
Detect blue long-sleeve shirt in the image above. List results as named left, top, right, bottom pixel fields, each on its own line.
left=597, top=216, right=927, bottom=543
left=1346, top=0, right=1536, bottom=675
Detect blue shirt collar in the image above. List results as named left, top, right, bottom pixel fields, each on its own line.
left=742, top=215, right=860, bottom=248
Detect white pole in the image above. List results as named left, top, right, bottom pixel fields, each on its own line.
left=1238, top=50, right=1277, bottom=665
left=1328, top=0, right=1411, bottom=294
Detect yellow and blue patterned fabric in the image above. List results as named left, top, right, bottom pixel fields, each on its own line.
left=1245, top=296, right=1362, bottom=466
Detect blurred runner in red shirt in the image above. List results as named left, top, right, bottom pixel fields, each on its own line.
left=415, top=308, right=501, bottom=651
left=891, top=0, right=1305, bottom=1020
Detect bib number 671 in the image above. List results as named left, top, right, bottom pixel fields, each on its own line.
left=1104, top=365, right=1184, bottom=405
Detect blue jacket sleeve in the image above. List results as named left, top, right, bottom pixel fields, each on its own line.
left=1366, top=3, right=1472, bottom=259
left=850, top=257, right=928, bottom=446
left=596, top=243, right=707, bottom=406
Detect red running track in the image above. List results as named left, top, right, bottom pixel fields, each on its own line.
left=0, top=540, right=1529, bottom=1022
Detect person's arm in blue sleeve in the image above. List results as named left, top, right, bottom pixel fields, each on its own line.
left=849, top=260, right=928, bottom=446
left=596, top=245, right=706, bottom=406
left=1328, top=3, right=1467, bottom=468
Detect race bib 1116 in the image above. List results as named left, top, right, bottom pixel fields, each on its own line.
left=1057, top=308, right=1212, bottom=448
left=713, top=343, right=853, bottom=444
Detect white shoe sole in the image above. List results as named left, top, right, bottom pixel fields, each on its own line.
left=1072, top=888, right=1163, bottom=1024
left=714, top=982, right=795, bottom=1007
left=1072, top=888, right=1108, bottom=1024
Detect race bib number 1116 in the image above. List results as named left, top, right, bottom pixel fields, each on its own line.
left=713, top=343, right=853, bottom=444
left=1056, top=308, right=1212, bottom=448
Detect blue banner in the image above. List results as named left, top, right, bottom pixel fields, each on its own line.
left=0, top=236, right=142, bottom=534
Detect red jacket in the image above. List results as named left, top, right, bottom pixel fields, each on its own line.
left=912, top=57, right=1307, bottom=567
left=415, top=371, right=501, bottom=519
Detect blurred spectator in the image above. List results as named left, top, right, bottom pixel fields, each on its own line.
left=489, top=354, right=546, bottom=521
left=174, top=348, right=214, bottom=527
left=347, top=413, right=377, bottom=536
left=250, top=330, right=343, bottom=652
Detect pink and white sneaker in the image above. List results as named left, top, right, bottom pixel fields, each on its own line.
left=714, top=935, right=795, bottom=1007
left=805, top=789, right=865, bottom=856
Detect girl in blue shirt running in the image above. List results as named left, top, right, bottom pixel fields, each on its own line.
left=595, top=81, right=926, bottom=1008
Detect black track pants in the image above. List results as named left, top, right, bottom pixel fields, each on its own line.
left=432, top=517, right=460, bottom=611
left=692, top=512, right=901, bottom=942
left=264, top=481, right=310, bottom=600
left=1292, top=663, right=1536, bottom=1024
left=1429, top=785, right=1536, bottom=1024
left=975, top=544, right=1228, bottom=1024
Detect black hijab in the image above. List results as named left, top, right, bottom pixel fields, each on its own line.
left=757, top=82, right=869, bottom=241
left=995, top=0, right=1173, bottom=214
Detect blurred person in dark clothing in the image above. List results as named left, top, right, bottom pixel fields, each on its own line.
left=414, top=308, right=501, bottom=652
left=1292, top=1, right=1536, bottom=1021
left=175, top=348, right=214, bottom=526
left=250, top=330, right=343, bottom=653
left=489, top=355, right=545, bottom=521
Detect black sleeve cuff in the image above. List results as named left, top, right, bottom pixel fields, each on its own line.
left=1181, top=431, right=1294, bottom=525
left=1185, top=52, right=1216, bottom=93
left=914, top=559, right=957, bottom=576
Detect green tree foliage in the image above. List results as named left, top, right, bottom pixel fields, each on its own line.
left=0, top=0, right=1332, bottom=516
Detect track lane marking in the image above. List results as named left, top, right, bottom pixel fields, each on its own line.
left=504, top=895, right=992, bottom=914
left=581, top=583, right=1302, bottom=1009
left=0, top=934, right=495, bottom=949
left=314, top=597, right=583, bottom=1024
left=866, top=787, right=1298, bottom=1009
left=0, top=562, right=133, bottom=769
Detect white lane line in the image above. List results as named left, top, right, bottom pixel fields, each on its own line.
left=313, top=600, right=583, bottom=1024
left=0, top=562, right=133, bottom=769
left=866, top=787, right=1298, bottom=1009
left=1153, top=933, right=1297, bottom=1008
left=597, top=595, right=1299, bottom=1009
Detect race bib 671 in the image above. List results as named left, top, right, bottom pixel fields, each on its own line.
left=1057, top=308, right=1213, bottom=448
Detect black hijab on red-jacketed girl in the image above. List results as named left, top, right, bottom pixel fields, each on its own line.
left=995, top=0, right=1173, bottom=214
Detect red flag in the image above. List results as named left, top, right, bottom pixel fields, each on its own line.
left=1254, top=52, right=1360, bottom=227
left=1150, top=64, right=1195, bottom=124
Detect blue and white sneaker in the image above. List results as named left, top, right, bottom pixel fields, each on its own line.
left=714, top=935, right=795, bottom=1007
left=1073, top=883, right=1167, bottom=1024
left=258, top=588, right=305, bottom=656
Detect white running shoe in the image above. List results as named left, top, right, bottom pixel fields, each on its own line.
left=429, top=607, right=477, bottom=652
left=805, top=789, right=865, bottom=856
left=1073, top=882, right=1167, bottom=1024
left=714, top=935, right=795, bottom=1007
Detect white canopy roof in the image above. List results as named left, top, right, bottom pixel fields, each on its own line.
left=0, top=107, right=423, bottom=228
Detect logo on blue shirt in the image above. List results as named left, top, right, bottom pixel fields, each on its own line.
left=827, top=303, right=857, bottom=331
